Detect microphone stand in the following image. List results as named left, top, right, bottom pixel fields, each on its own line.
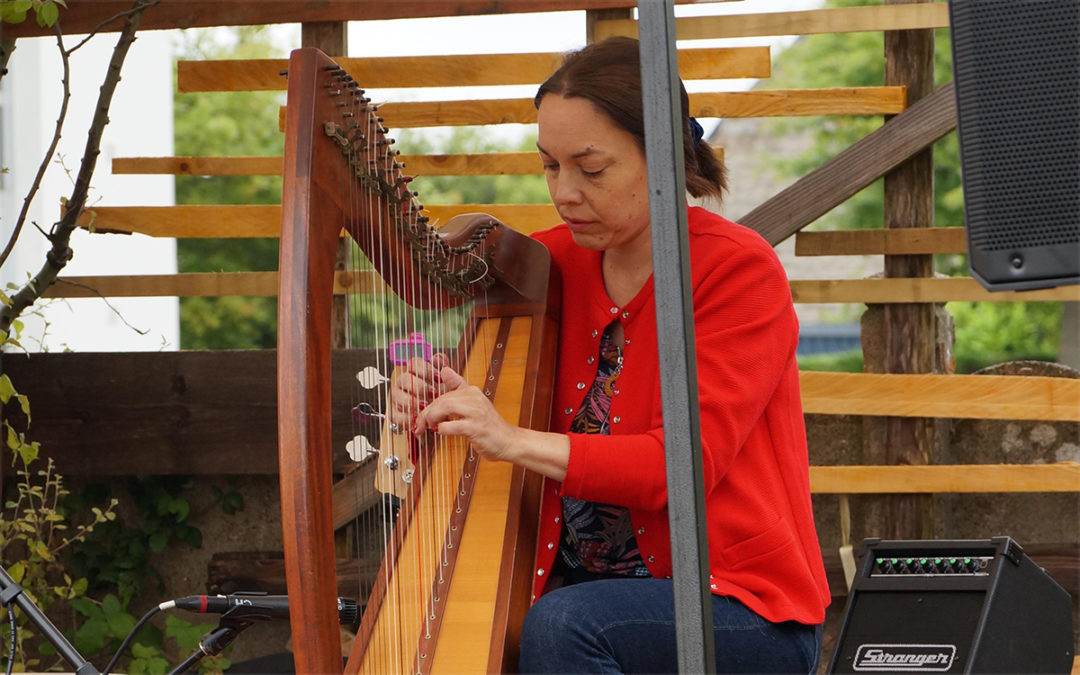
left=168, top=607, right=258, bottom=674
left=0, top=565, right=100, bottom=675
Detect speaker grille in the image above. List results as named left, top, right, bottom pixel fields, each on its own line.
left=951, top=0, right=1079, bottom=252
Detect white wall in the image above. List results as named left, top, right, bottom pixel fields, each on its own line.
left=0, top=29, right=177, bottom=352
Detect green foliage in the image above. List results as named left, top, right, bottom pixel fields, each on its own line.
left=764, top=0, right=960, bottom=234
left=0, top=317, right=116, bottom=671
left=949, top=302, right=1062, bottom=372
left=173, top=26, right=286, bottom=350
left=0, top=0, right=65, bottom=27
left=797, top=348, right=863, bottom=373
left=68, top=476, right=200, bottom=605
left=768, top=0, right=1062, bottom=366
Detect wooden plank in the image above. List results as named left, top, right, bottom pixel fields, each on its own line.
left=43, top=270, right=383, bottom=299
left=113, top=152, right=546, bottom=177
left=741, top=81, right=956, bottom=246
left=113, top=148, right=723, bottom=177
left=795, top=227, right=967, bottom=255
left=810, top=463, right=1080, bottom=494
left=800, top=371, right=1080, bottom=422
left=78, top=204, right=562, bottom=237
left=177, top=47, right=770, bottom=93
left=789, top=277, right=1080, bottom=304
left=0, top=350, right=378, bottom=476
left=594, top=3, right=950, bottom=40
left=291, top=88, right=906, bottom=129
left=4, top=0, right=718, bottom=38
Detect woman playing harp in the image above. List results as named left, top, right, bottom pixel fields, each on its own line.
left=396, top=37, right=830, bottom=674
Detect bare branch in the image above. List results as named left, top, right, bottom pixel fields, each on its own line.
left=65, top=0, right=164, bottom=56
left=0, top=23, right=72, bottom=271
left=0, top=38, right=14, bottom=84
left=0, top=0, right=159, bottom=334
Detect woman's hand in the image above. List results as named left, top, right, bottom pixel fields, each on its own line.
left=415, top=366, right=571, bottom=481
left=389, top=353, right=449, bottom=430
left=413, top=365, right=520, bottom=463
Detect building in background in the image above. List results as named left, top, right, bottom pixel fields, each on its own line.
left=0, top=30, right=178, bottom=352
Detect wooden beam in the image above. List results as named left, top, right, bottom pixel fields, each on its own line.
left=43, top=270, right=383, bottom=299
left=177, top=47, right=771, bottom=93
left=0, top=350, right=377, bottom=476
left=810, top=463, right=1080, bottom=494
left=290, top=88, right=906, bottom=129
left=789, top=277, right=1080, bottom=304
left=113, top=153, right=547, bottom=176
left=795, top=227, right=967, bottom=255
left=78, top=204, right=562, bottom=237
left=593, top=3, right=950, bottom=40
left=4, top=0, right=716, bottom=38
left=800, top=371, right=1080, bottom=422
left=741, top=81, right=956, bottom=246
left=113, top=148, right=723, bottom=177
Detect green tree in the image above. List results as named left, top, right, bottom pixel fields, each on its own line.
left=173, top=26, right=287, bottom=349
left=768, top=0, right=1061, bottom=370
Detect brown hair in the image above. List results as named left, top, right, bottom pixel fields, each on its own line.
left=534, top=36, right=726, bottom=202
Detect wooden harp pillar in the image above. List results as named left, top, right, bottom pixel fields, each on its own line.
left=277, top=48, right=558, bottom=673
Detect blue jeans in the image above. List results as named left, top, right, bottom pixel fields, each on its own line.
left=519, top=577, right=822, bottom=674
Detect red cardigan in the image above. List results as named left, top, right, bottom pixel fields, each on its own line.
left=528, top=206, right=830, bottom=625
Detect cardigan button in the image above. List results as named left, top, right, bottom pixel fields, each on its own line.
left=547, top=541, right=555, bottom=550
left=587, top=356, right=595, bottom=365
left=612, top=416, right=621, bottom=424
left=637, top=527, right=645, bottom=535
left=710, top=583, right=718, bottom=590
left=564, top=407, right=573, bottom=415
left=591, top=329, right=599, bottom=338
left=609, top=306, right=618, bottom=314
left=576, top=382, right=586, bottom=390
left=647, top=555, right=655, bottom=563
left=621, top=311, right=629, bottom=319
left=554, top=516, right=560, bottom=524
left=537, top=568, right=545, bottom=577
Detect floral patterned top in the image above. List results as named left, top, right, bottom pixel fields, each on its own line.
left=559, top=323, right=650, bottom=577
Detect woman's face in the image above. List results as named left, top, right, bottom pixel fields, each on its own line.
left=536, top=94, right=651, bottom=258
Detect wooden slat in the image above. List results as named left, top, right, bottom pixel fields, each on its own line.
left=810, top=463, right=1080, bottom=494
left=741, top=81, right=955, bottom=246
left=594, top=3, right=950, bottom=41
left=790, top=277, right=1080, bottom=304
left=4, top=0, right=718, bottom=38
left=290, top=88, right=906, bottom=129
left=113, top=147, right=723, bottom=177
left=43, top=270, right=383, bottom=299
left=177, top=47, right=770, bottom=93
left=800, top=371, right=1080, bottom=422
left=795, top=227, right=968, bottom=256
left=78, top=204, right=561, bottom=237
left=113, top=153, right=544, bottom=176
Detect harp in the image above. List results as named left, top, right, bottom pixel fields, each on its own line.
left=277, top=48, right=558, bottom=673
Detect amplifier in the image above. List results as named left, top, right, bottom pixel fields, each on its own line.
left=828, top=537, right=1074, bottom=673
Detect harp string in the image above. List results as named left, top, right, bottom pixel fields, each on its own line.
left=326, top=60, right=497, bottom=673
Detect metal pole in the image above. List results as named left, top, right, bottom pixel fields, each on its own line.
left=636, top=1, right=715, bottom=672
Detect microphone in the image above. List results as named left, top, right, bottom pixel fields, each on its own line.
left=162, top=592, right=359, bottom=624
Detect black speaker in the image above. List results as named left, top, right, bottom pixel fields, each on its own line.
left=828, top=537, right=1073, bottom=674
left=949, top=0, right=1079, bottom=291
